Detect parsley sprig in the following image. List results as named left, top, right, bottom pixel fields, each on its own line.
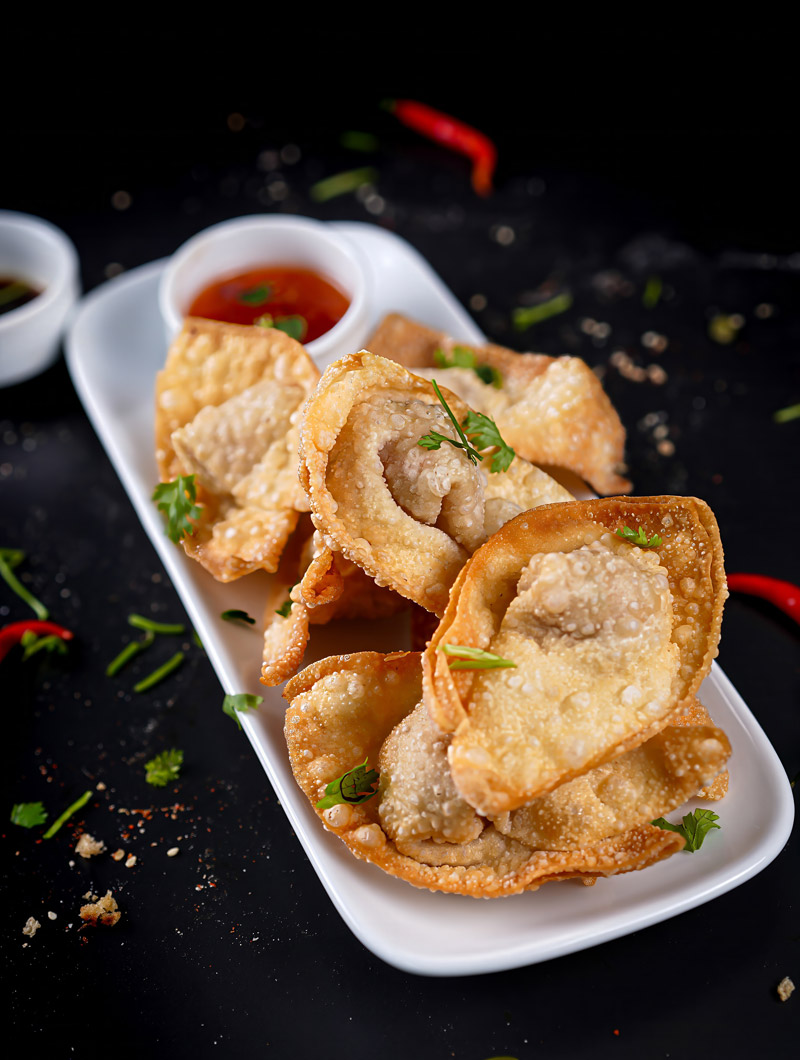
left=433, top=346, right=501, bottom=388
left=222, top=693, right=264, bottom=730
left=440, top=643, right=517, bottom=670
left=418, top=381, right=515, bottom=472
left=317, top=760, right=380, bottom=809
left=616, top=525, right=663, bottom=549
left=152, top=475, right=202, bottom=543
left=652, top=808, right=721, bottom=852
left=10, top=802, right=48, bottom=829
left=144, top=749, right=183, bottom=788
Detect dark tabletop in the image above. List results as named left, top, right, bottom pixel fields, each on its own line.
left=2, top=35, right=799, bottom=1060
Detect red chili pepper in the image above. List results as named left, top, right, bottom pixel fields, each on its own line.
left=726, top=573, right=800, bottom=625
left=384, top=99, right=497, bottom=197
left=0, top=619, right=74, bottom=663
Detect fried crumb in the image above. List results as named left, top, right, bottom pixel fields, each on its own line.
left=75, top=833, right=106, bottom=859
left=125, top=854, right=137, bottom=868
left=777, top=976, right=795, bottom=1002
left=79, top=890, right=121, bottom=927
left=47, top=911, right=57, bottom=921
left=22, top=917, right=41, bottom=937
left=167, top=847, right=179, bottom=857
left=111, top=848, right=125, bottom=861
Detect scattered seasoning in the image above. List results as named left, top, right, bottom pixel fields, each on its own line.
left=726, top=573, right=800, bottom=625
left=42, top=790, right=93, bottom=839
left=310, top=167, right=378, bottom=203
left=439, top=643, right=517, bottom=670
left=0, top=548, right=49, bottom=619
left=133, top=650, right=185, bottom=693
left=0, top=619, right=73, bottom=664
left=642, top=275, right=662, bottom=309
left=383, top=99, right=497, bottom=197
left=10, top=801, right=48, bottom=829
left=105, top=631, right=154, bottom=676
left=125, top=853, right=137, bottom=868
left=773, top=402, right=800, bottom=424
left=111, top=849, right=125, bottom=861
left=128, top=613, right=185, bottom=635
left=512, top=293, right=573, bottom=331
left=777, top=976, right=795, bottom=1002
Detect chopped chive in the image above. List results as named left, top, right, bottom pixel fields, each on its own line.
left=0, top=548, right=49, bottom=620
left=512, top=293, right=573, bottom=332
left=105, top=631, right=155, bottom=676
left=133, top=651, right=185, bottom=693
left=774, top=403, right=800, bottom=424
left=42, top=789, right=93, bottom=839
left=339, top=130, right=379, bottom=152
left=642, top=275, right=663, bottom=309
left=127, top=613, right=185, bottom=635
left=310, top=166, right=378, bottom=202
left=192, top=630, right=204, bottom=650
left=221, top=609, right=256, bottom=625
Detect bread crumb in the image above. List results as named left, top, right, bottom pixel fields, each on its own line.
left=167, top=847, right=179, bottom=857
left=79, top=890, right=121, bottom=927
left=777, top=976, right=795, bottom=1002
left=96, top=781, right=107, bottom=791
left=125, top=854, right=137, bottom=868
left=75, top=833, right=106, bottom=859
left=22, top=917, right=41, bottom=937
left=111, top=848, right=125, bottom=861
left=47, top=911, right=57, bottom=921
left=83, top=891, right=95, bottom=900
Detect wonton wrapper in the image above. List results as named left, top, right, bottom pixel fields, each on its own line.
left=155, top=318, right=320, bottom=581
left=299, top=350, right=573, bottom=616
left=672, top=698, right=730, bottom=800
left=366, top=312, right=630, bottom=495
left=424, top=496, right=727, bottom=815
left=283, top=652, right=685, bottom=898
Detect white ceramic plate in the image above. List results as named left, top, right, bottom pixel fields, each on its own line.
left=65, top=221, right=794, bottom=977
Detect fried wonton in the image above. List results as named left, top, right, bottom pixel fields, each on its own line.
left=299, top=350, right=574, bottom=616
left=283, top=652, right=687, bottom=897
left=155, top=318, right=320, bottom=581
left=423, top=496, right=727, bottom=816
left=366, top=312, right=630, bottom=495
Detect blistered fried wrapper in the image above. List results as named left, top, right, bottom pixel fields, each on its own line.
left=423, top=496, right=727, bottom=816
left=299, top=350, right=573, bottom=616
left=282, top=652, right=732, bottom=898
left=155, top=318, right=320, bottom=581
left=366, top=312, right=630, bottom=496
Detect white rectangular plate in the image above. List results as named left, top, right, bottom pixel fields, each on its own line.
left=65, top=221, right=794, bottom=976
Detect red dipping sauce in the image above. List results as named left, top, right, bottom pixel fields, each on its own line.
left=187, top=266, right=350, bottom=343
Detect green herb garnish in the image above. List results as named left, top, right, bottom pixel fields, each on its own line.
left=152, top=475, right=202, bottom=543
left=339, top=130, right=379, bottom=152
left=19, top=630, right=69, bottom=662
left=128, top=613, right=185, bottom=635
left=105, top=631, right=155, bottom=676
left=254, top=313, right=308, bottom=342
left=0, top=548, right=49, bottom=620
left=642, top=275, right=663, bottom=309
left=708, top=313, right=742, bottom=345
left=418, top=380, right=483, bottom=466
left=615, top=525, right=662, bottom=548
left=133, top=651, right=184, bottom=693
left=42, top=789, right=93, bottom=839
left=238, top=284, right=273, bottom=306
left=774, top=403, right=800, bottom=424
left=10, top=801, right=48, bottom=829
left=144, top=749, right=184, bottom=788
left=316, top=759, right=380, bottom=809
left=433, top=346, right=502, bottom=388
left=461, top=410, right=516, bottom=472
left=652, top=808, right=721, bottom=852
left=222, top=693, right=264, bottom=730
left=512, top=292, right=573, bottom=331
left=440, top=643, right=517, bottom=670
left=274, top=598, right=293, bottom=618
left=310, top=166, right=378, bottom=202
left=221, top=609, right=256, bottom=625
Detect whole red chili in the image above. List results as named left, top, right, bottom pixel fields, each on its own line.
left=384, top=99, right=497, bottom=197
left=726, top=573, right=800, bottom=625
left=0, top=619, right=74, bottom=663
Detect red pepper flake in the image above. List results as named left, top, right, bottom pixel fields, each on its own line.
left=727, top=573, right=800, bottom=625
left=383, top=98, right=497, bottom=196
left=0, top=620, right=74, bottom=664
left=613, top=1029, right=620, bottom=1036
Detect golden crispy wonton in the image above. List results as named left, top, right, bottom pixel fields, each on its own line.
left=366, top=312, right=630, bottom=495
left=155, top=318, right=320, bottom=581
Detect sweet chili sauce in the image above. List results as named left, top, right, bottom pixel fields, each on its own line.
left=0, top=276, right=40, bottom=316
left=187, top=266, right=349, bottom=342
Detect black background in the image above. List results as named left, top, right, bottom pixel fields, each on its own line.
left=2, top=24, right=798, bottom=1060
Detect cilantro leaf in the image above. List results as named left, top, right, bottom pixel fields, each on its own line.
left=238, top=284, right=273, bottom=306
left=652, top=808, right=721, bottom=852
left=418, top=380, right=482, bottom=465
left=433, top=346, right=502, bottom=388
left=616, top=525, right=662, bottom=548
left=316, top=759, right=379, bottom=809
left=222, top=693, right=264, bottom=730
left=144, top=749, right=184, bottom=787
left=221, top=609, right=256, bottom=625
left=19, top=630, right=69, bottom=662
left=440, top=643, right=517, bottom=670
left=10, top=801, right=48, bottom=829
left=461, top=410, right=515, bottom=473
left=255, top=313, right=308, bottom=342
left=152, top=475, right=202, bottom=543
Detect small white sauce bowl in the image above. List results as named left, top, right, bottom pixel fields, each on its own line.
left=0, top=211, right=80, bottom=387
left=158, top=214, right=372, bottom=371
